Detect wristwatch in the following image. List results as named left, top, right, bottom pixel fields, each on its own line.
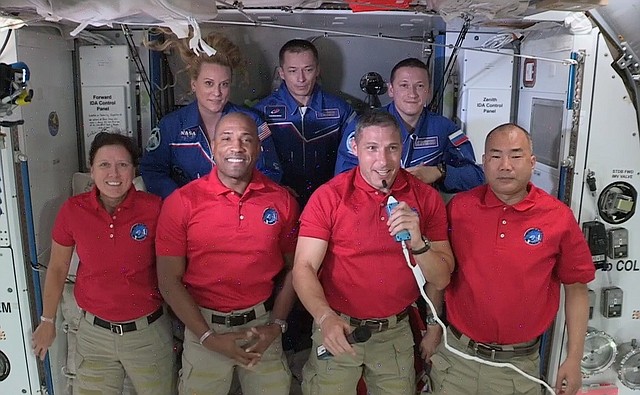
left=425, top=314, right=439, bottom=326
left=411, top=235, right=431, bottom=255
left=269, top=319, right=288, bottom=333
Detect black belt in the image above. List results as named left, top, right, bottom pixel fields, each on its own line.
left=449, top=325, right=540, bottom=360
left=91, top=307, right=163, bottom=335
left=344, top=308, right=409, bottom=332
left=211, top=297, right=274, bottom=327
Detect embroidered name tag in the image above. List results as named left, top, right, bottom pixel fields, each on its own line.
left=317, top=108, right=340, bottom=119
left=414, top=136, right=438, bottom=148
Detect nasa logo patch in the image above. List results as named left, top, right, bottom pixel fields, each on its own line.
left=523, top=228, right=543, bottom=245
left=146, top=127, right=161, bottom=151
left=179, top=129, right=197, bottom=139
left=262, top=208, right=279, bottom=225
left=130, top=223, right=148, bottom=241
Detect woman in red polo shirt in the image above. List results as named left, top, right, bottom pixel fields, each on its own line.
left=32, top=132, right=176, bottom=394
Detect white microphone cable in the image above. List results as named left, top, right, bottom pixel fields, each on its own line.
left=400, top=240, right=557, bottom=395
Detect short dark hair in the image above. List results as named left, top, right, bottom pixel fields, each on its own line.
left=89, top=132, right=139, bottom=167
left=354, top=110, right=400, bottom=143
left=279, top=39, right=319, bottom=66
left=484, top=123, right=533, bottom=152
left=214, top=112, right=258, bottom=139
left=390, top=58, right=431, bottom=82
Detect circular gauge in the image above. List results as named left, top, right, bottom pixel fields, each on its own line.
left=0, top=350, right=10, bottom=381
left=582, top=327, right=617, bottom=375
left=615, top=340, right=640, bottom=390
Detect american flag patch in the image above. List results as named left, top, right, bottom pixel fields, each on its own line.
left=258, top=122, right=272, bottom=141
left=448, top=130, right=469, bottom=147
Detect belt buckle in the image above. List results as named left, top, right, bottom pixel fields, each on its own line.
left=475, top=342, right=499, bottom=360
left=362, top=319, right=384, bottom=332
left=225, top=313, right=248, bottom=327
left=110, top=323, right=124, bottom=336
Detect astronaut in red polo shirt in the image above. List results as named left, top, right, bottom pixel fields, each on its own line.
left=32, top=132, right=175, bottom=394
left=156, top=112, right=299, bottom=395
left=292, top=110, right=454, bottom=395
left=429, top=123, right=595, bottom=395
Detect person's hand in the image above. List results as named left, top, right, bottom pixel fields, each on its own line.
left=386, top=200, right=422, bottom=249
left=419, top=325, right=442, bottom=361
left=406, top=165, right=442, bottom=184
left=554, top=357, right=582, bottom=394
left=32, top=321, right=56, bottom=360
left=318, top=312, right=355, bottom=357
left=243, top=324, right=282, bottom=355
left=202, top=331, right=262, bottom=367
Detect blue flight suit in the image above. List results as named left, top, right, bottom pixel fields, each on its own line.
left=140, top=101, right=282, bottom=199
left=255, top=83, right=355, bottom=205
left=334, top=103, right=484, bottom=193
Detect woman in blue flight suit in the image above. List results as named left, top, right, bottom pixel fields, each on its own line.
left=140, top=31, right=281, bottom=199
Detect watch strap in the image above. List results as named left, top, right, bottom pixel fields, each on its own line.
left=269, top=318, right=288, bottom=333
left=411, top=235, right=431, bottom=255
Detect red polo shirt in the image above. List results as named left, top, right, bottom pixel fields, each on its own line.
left=52, top=186, right=163, bottom=322
left=300, top=168, right=448, bottom=319
left=446, top=183, right=595, bottom=344
left=156, top=168, right=299, bottom=312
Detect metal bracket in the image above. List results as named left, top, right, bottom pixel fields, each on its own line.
left=615, top=41, right=640, bottom=79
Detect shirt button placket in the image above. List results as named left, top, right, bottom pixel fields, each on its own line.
left=499, top=210, right=507, bottom=241
left=110, top=216, right=116, bottom=240
left=238, top=200, right=245, bottom=226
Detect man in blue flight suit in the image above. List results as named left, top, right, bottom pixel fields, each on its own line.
left=255, top=39, right=355, bottom=206
left=139, top=101, right=282, bottom=199
left=335, top=58, right=484, bottom=193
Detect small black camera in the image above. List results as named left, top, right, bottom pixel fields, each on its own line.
left=359, top=72, right=387, bottom=109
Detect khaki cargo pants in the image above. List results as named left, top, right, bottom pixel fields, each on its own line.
left=429, top=327, right=542, bottom=395
left=302, top=317, right=415, bottom=395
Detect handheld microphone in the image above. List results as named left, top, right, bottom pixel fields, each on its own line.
left=316, top=326, right=372, bottom=360
left=386, top=196, right=411, bottom=242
